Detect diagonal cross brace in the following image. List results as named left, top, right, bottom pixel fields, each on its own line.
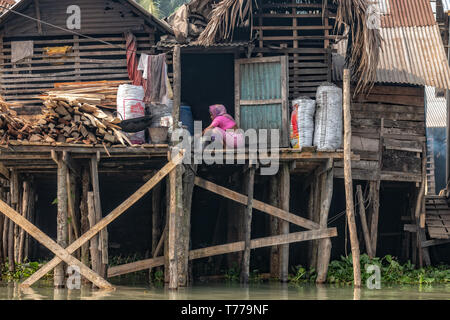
left=194, top=177, right=320, bottom=230
left=0, top=199, right=114, bottom=290
left=20, top=151, right=184, bottom=288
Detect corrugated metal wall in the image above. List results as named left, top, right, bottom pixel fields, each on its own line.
left=239, top=60, right=284, bottom=137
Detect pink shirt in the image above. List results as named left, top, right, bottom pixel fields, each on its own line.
left=211, top=115, right=236, bottom=131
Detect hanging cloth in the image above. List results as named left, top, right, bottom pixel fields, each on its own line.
left=125, top=31, right=143, bottom=86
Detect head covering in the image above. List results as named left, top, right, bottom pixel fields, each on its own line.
left=209, top=104, right=227, bottom=118
left=209, top=104, right=235, bottom=122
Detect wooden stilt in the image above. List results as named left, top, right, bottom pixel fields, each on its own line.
left=18, top=180, right=30, bottom=264
left=369, top=180, right=380, bottom=257
left=316, top=161, right=334, bottom=284
left=90, top=155, right=108, bottom=278
left=357, top=185, right=374, bottom=258
left=2, top=215, right=7, bottom=266
left=80, top=166, right=90, bottom=270
left=87, top=191, right=100, bottom=285
left=168, top=156, right=178, bottom=290
left=268, top=174, right=280, bottom=278
left=309, top=172, right=321, bottom=270
left=178, top=164, right=196, bottom=287
left=24, top=182, right=34, bottom=262
left=55, top=153, right=68, bottom=288
left=279, top=163, right=290, bottom=282
left=164, top=176, right=170, bottom=284
left=240, top=166, right=255, bottom=284
left=9, top=170, right=18, bottom=272
left=343, top=68, right=361, bottom=287
left=150, top=182, right=161, bottom=280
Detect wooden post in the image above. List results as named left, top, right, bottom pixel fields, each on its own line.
left=240, top=166, right=255, bottom=284
left=9, top=170, right=18, bottom=272
left=309, top=172, right=321, bottom=270
left=356, top=185, right=374, bottom=258
left=168, top=155, right=178, bottom=290
left=90, top=155, right=107, bottom=278
left=80, top=166, right=90, bottom=271
left=369, top=180, right=380, bottom=256
left=268, top=175, right=280, bottom=278
left=150, top=182, right=161, bottom=280
left=87, top=191, right=100, bottom=286
left=316, top=161, right=334, bottom=284
left=55, top=154, right=68, bottom=288
left=164, top=177, right=170, bottom=284
left=2, top=192, right=9, bottom=266
left=24, top=182, right=35, bottom=262
left=17, top=180, right=30, bottom=264
left=343, top=68, right=361, bottom=287
left=279, top=163, right=290, bottom=282
left=178, top=164, right=196, bottom=286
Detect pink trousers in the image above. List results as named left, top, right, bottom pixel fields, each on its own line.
left=209, top=127, right=245, bottom=149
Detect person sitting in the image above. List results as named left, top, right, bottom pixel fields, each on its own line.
left=202, top=104, right=244, bottom=149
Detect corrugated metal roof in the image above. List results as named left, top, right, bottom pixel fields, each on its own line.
left=426, top=86, right=447, bottom=127
left=333, top=24, right=450, bottom=89
left=442, top=0, right=450, bottom=13
left=382, top=0, right=436, bottom=27
left=0, top=0, right=15, bottom=16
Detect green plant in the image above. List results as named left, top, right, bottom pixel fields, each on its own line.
left=1, top=259, right=52, bottom=281
left=224, top=263, right=240, bottom=282
left=289, top=254, right=450, bottom=286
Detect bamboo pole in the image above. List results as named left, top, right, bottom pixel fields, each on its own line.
left=9, top=171, right=18, bottom=272
left=343, top=68, right=361, bottom=288
left=240, top=166, right=255, bottom=284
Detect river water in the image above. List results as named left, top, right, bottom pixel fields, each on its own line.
left=0, top=281, right=449, bottom=300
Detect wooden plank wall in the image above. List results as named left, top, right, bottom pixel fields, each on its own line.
left=0, top=0, right=159, bottom=114
left=252, top=0, right=337, bottom=100
left=335, top=85, right=426, bottom=182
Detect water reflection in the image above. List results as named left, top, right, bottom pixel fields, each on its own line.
left=0, top=281, right=448, bottom=300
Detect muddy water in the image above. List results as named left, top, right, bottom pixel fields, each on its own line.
left=0, top=281, right=449, bottom=300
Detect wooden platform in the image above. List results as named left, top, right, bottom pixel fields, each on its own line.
left=425, top=195, right=450, bottom=240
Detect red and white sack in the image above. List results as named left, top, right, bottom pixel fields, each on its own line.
left=117, top=84, right=146, bottom=144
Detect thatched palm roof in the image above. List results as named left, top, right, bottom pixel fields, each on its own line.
left=194, top=0, right=381, bottom=94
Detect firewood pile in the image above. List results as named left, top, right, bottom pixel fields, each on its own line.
left=43, top=80, right=130, bottom=109
left=0, top=93, right=133, bottom=146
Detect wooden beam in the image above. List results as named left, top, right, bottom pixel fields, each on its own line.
left=107, top=228, right=338, bottom=278
left=0, top=162, right=9, bottom=180
left=33, top=0, right=43, bottom=34
left=343, top=69, right=361, bottom=288
left=194, top=177, right=319, bottom=230
left=20, top=151, right=184, bottom=288
left=0, top=199, right=114, bottom=290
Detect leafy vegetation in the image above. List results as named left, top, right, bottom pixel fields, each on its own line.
left=290, top=254, right=450, bottom=286
left=1, top=259, right=52, bottom=282
left=223, top=263, right=263, bottom=283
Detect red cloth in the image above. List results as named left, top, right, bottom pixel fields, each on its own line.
left=125, top=31, right=143, bottom=86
